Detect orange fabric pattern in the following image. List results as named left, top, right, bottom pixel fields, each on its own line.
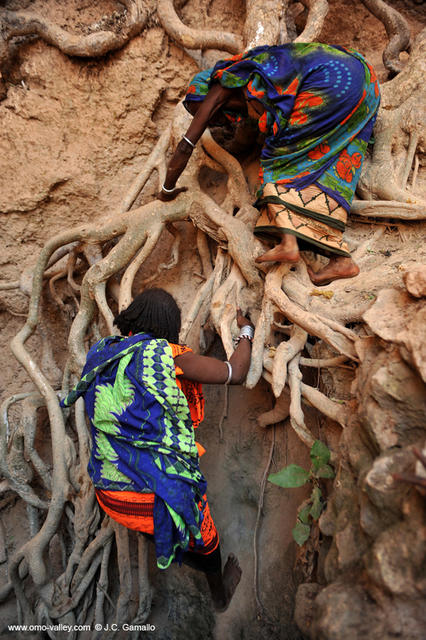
left=96, top=489, right=155, bottom=534
left=169, top=343, right=205, bottom=428
left=96, top=489, right=219, bottom=554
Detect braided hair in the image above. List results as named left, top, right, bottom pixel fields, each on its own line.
left=113, top=288, right=181, bottom=343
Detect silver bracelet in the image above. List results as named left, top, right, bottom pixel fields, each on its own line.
left=224, top=361, right=232, bottom=385
left=161, top=183, right=177, bottom=193
left=182, top=135, right=196, bottom=148
left=239, top=325, right=254, bottom=339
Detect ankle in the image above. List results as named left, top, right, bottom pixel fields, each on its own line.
left=280, top=234, right=298, bottom=250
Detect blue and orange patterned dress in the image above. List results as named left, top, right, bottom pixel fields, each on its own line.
left=184, top=43, right=380, bottom=257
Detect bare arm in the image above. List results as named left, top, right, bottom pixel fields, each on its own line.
left=174, top=310, right=253, bottom=384
left=159, top=84, right=234, bottom=200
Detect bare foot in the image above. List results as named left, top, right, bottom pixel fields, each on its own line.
left=307, top=257, right=360, bottom=286
left=255, top=244, right=300, bottom=264
left=213, top=554, right=242, bottom=613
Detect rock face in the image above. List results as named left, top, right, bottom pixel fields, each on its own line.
left=363, top=286, right=426, bottom=383
left=296, top=276, right=426, bottom=639
left=403, top=264, right=426, bottom=299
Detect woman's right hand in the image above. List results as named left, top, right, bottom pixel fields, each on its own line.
left=236, top=308, right=254, bottom=329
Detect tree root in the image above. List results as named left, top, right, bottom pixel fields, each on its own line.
left=357, top=28, right=426, bottom=207
left=133, top=536, right=152, bottom=625
left=295, top=0, right=329, bottom=44
left=361, top=0, right=411, bottom=76
left=1, top=1, right=150, bottom=68
left=253, top=424, right=276, bottom=621
left=244, top=0, right=288, bottom=49
left=114, top=523, right=133, bottom=627
left=157, top=0, right=243, bottom=53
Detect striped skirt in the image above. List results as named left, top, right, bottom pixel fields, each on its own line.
left=95, top=489, right=219, bottom=556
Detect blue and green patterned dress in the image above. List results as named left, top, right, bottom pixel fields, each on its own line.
left=61, top=333, right=207, bottom=569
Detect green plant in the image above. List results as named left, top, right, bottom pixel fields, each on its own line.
left=268, top=440, right=335, bottom=546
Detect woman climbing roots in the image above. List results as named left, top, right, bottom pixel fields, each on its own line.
left=160, top=43, right=380, bottom=285
left=61, top=289, right=254, bottom=611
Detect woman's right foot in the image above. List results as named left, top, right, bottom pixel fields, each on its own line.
left=307, top=257, right=360, bottom=285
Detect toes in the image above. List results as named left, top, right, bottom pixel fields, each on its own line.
left=227, top=553, right=240, bottom=568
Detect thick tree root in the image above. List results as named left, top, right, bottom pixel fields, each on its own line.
left=361, top=0, right=411, bottom=75
left=1, top=1, right=150, bottom=66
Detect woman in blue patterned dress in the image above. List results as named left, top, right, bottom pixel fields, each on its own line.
left=62, top=288, right=254, bottom=611
left=160, top=43, right=380, bottom=285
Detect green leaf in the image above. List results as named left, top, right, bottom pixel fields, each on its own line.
left=268, top=464, right=310, bottom=488
left=309, top=487, right=323, bottom=520
left=292, top=521, right=311, bottom=546
left=298, top=504, right=311, bottom=524
left=316, top=464, right=335, bottom=479
left=310, top=440, right=331, bottom=471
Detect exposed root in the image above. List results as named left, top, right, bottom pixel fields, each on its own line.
left=253, top=424, right=276, bottom=620
left=361, top=0, right=411, bottom=75
left=94, top=540, right=115, bottom=628
left=300, top=382, right=347, bottom=428
left=244, top=0, right=288, bottom=49
left=157, top=0, right=243, bottom=53
left=294, top=0, right=329, bottom=44
left=1, top=1, right=150, bottom=67
left=271, top=325, right=307, bottom=398
left=264, top=266, right=358, bottom=362
left=114, top=523, right=133, bottom=626
left=357, top=28, right=426, bottom=207
left=288, top=355, right=316, bottom=449
left=257, top=389, right=290, bottom=428
left=0, top=281, right=20, bottom=290
left=196, top=229, right=213, bottom=279
left=351, top=200, right=426, bottom=220
left=133, top=536, right=152, bottom=625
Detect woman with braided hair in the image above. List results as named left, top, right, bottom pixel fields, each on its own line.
left=62, top=288, right=254, bottom=612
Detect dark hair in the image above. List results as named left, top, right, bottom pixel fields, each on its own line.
left=113, top=288, right=181, bottom=343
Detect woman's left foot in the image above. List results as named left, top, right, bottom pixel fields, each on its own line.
left=307, top=257, right=360, bottom=286
left=255, top=245, right=300, bottom=263
left=213, top=554, right=242, bottom=613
